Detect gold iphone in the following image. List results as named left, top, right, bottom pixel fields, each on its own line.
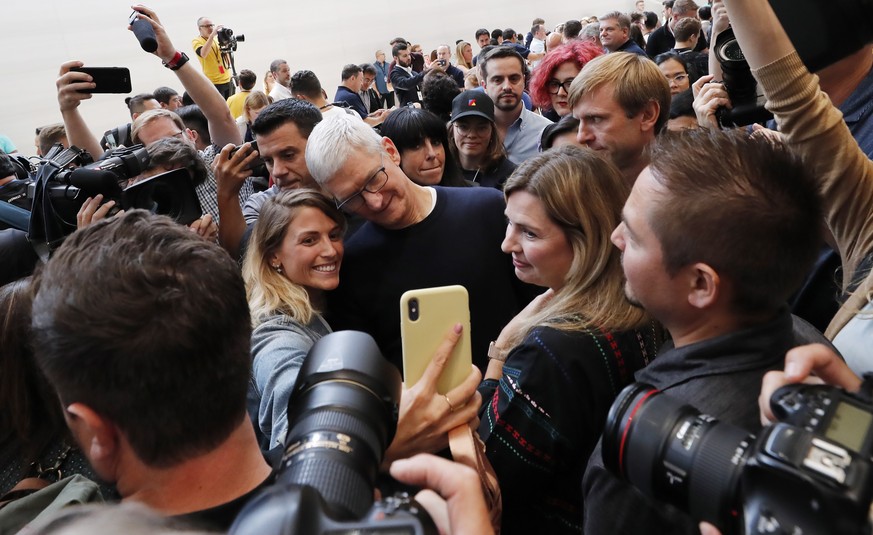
left=400, top=285, right=472, bottom=394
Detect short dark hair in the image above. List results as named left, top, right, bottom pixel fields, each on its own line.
left=491, top=29, right=502, bottom=40
left=152, top=86, right=179, bottom=106
left=673, top=17, right=701, bottom=42
left=475, top=28, right=490, bottom=40
left=647, top=129, right=823, bottom=314
left=668, top=88, right=695, bottom=119
left=698, top=5, right=711, bottom=20
left=479, top=46, right=529, bottom=81
left=392, top=42, right=409, bottom=58
left=251, top=98, right=322, bottom=139
left=143, top=137, right=209, bottom=186
left=125, top=93, right=156, bottom=116
left=644, top=11, right=660, bottom=29
left=238, top=69, right=257, bottom=90
left=502, top=28, right=516, bottom=41
left=563, top=20, right=583, bottom=40
left=379, top=107, right=466, bottom=187
left=341, top=63, right=362, bottom=81
left=359, top=63, right=377, bottom=76
left=290, top=70, right=323, bottom=100
left=175, top=104, right=211, bottom=146
left=541, top=115, right=580, bottom=150
left=421, top=72, right=461, bottom=122
left=31, top=211, right=252, bottom=467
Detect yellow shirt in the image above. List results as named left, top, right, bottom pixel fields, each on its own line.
left=226, top=90, right=250, bottom=119
left=191, top=36, right=231, bottom=85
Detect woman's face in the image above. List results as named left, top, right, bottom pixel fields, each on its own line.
left=452, top=117, right=492, bottom=161
left=400, top=138, right=445, bottom=185
left=502, top=191, right=574, bottom=291
left=658, top=58, right=690, bottom=95
left=270, top=206, right=344, bottom=294
left=246, top=105, right=266, bottom=124
left=549, top=62, right=582, bottom=117
left=462, top=44, right=473, bottom=63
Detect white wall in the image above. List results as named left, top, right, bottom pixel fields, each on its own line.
left=1, top=0, right=657, bottom=155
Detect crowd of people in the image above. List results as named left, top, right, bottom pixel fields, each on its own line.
left=1, top=0, right=872, bottom=533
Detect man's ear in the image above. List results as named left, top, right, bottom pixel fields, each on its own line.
left=65, top=402, right=120, bottom=474
left=381, top=136, right=402, bottom=166
left=686, top=262, right=721, bottom=310
left=186, top=128, right=199, bottom=144
left=639, top=100, right=661, bottom=133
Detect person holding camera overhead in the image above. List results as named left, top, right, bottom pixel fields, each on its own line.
left=192, top=16, right=234, bottom=99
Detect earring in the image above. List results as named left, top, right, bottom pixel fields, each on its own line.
left=272, top=264, right=283, bottom=274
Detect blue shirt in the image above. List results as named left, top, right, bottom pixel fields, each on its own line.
left=373, top=61, right=390, bottom=94
left=504, top=107, right=553, bottom=164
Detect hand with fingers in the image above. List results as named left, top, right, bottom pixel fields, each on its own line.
left=383, top=324, right=482, bottom=468
left=57, top=61, right=95, bottom=113
left=128, top=4, right=178, bottom=64
left=692, top=74, right=732, bottom=129
left=759, top=344, right=862, bottom=426
left=76, top=194, right=123, bottom=229
left=390, top=454, right=494, bottom=535
left=189, top=214, right=219, bottom=241
left=215, top=142, right=257, bottom=200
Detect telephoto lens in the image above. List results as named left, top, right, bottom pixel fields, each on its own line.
left=602, top=383, right=754, bottom=530
left=278, top=330, right=402, bottom=519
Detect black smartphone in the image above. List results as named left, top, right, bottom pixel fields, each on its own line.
left=71, top=67, right=132, bottom=94
left=229, top=141, right=263, bottom=171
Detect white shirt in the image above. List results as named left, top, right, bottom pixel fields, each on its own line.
left=269, top=84, right=294, bottom=101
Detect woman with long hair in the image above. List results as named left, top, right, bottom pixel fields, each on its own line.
left=446, top=90, right=516, bottom=189
left=455, top=41, right=474, bottom=71
left=243, top=189, right=346, bottom=449
left=529, top=40, right=603, bottom=121
left=477, top=146, right=664, bottom=534
left=379, top=107, right=467, bottom=187
left=236, top=91, right=272, bottom=143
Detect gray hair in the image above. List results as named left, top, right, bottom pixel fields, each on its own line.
left=305, top=113, right=383, bottom=185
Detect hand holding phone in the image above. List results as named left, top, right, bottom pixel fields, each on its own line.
left=69, top=67, right=132, bottom=94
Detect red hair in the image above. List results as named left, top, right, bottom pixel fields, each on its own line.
left=529, top=41, right=604, bottom=110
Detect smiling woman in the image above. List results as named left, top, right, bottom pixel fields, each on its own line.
left=242, top=188, right=347, bottom=449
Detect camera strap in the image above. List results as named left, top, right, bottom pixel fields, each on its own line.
left=448, top=425, right=503, bottom=534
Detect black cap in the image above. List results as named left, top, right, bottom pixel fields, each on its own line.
left=450, top=90, right=495, bottom=123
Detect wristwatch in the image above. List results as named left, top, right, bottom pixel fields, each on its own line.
left=488, top=341, right=508, bottom=362
left=163, top=51, right=189, bottom=71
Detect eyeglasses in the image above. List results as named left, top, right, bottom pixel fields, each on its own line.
left=665, top=74, right=689, bottom=84
left=200, top=24, right=215, bottom=28
left=335, top=156, right=389, bottom=212
left=547, top=79, right=574, bottom=95
left=170, top=131, right=186, bottom=139
left=455, top=122, right=492, bottom=136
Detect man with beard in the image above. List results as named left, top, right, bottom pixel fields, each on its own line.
left=390, top=42, right=435, bottom=107
left=569, top=52, right=670, bottom=185
left=480, top=47, right=552, bottom=164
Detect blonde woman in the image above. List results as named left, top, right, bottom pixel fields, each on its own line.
left=236, top=91, right=272, bottom=142
left=478, top=146, right=664, bottom=534
left=455, top=41, right=474, bottom=71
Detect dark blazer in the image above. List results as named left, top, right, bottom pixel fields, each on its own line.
left=334, top=85, right=368, bottom=118
left=390, top=66, right=425, bottom=106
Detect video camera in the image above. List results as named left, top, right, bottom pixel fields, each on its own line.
left=21, top=144, right=201, bottom=255
left=230, top=331, right=437, bottom=535
left=713, top=0, right=873, bottom=127
left=217, top=27, right=244, bottom=53
left=603, top=380, right=873, bottom=535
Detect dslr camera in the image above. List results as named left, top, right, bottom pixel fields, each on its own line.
left=217, top=27, right=244, bottom=52
left=603, top=380, right=873, bottom=535
left=230, top=331, right=437, bottom=535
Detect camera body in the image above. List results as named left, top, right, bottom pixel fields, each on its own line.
left=217, top=27, right=244, bottom=52
left=604, top=380, right=873, bottom=535
left=230, top=331, right=437, bottom=535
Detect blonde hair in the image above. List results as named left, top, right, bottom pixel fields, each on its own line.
left=242, top=189, right=346, bottom=326
left=568, top=52, right=671, bottom=133
left=502, top=145, right=648, bottom=348
left=456, top=41, right=473, bottom=69
left=131, top=109, right=185, bottom=145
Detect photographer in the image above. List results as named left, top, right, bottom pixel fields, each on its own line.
left=192, top=16, right=234, bottom=99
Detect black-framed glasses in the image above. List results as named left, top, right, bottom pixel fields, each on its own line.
left=547, top=79, right=574, bottom=95
left=335, top=156, right=389, bottom=212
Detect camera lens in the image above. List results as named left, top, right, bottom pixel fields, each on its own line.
left=279, top=331, right=401, bottom=520
left=604, top=383, right=754, bottom=529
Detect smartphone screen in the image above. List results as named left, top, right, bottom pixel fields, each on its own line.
left=71, top=67, right=132, bottom=94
